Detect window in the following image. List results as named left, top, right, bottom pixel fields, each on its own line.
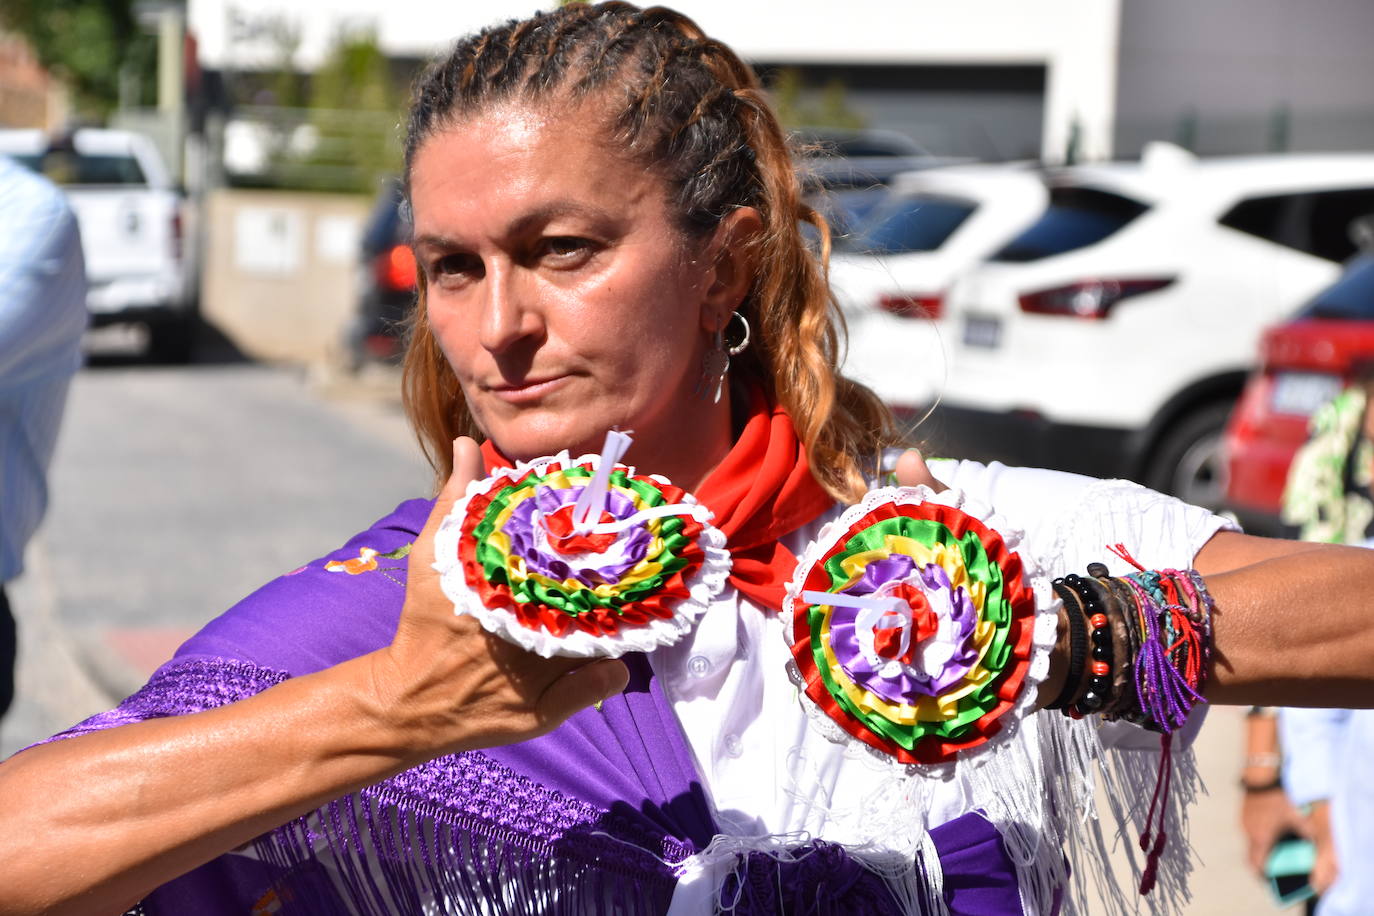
left=9, top=150, right=147, bottom=186
left=989, top=186, right=1148, bottom=262
left=1218, top=194, right=1292, bottom=247
left=1306, top=188, right=1374, bottom=263
left=845, top=193, right=976, bottom=255
left=1219, top=187, right=1374, bottom=262
left=1298, top=255, right=1374, bottom=319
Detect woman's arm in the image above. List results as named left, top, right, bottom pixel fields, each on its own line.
left=1195, top=530, right=1374, bottom=706
left=0, top=439, right=628, bottom=915
left=894, top=451, right=1374, bottom=710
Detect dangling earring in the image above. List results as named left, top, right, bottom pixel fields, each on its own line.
left=696, top=311, right=751, bottom=404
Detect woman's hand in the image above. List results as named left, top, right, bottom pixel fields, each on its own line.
left=368, top=437, right=630, bottom=759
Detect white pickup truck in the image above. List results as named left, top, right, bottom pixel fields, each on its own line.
left=0, top=128, right=194, bottom=361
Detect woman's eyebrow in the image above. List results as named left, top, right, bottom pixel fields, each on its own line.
left=411, top=232, right=459, bottom=252
left=503, top=201, right=610, bottom=237
left=412, top=202, right=614, bottom=253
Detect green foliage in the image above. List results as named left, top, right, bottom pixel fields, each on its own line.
left=299, top=25, right=400, bottom=193
left=266, top=17, right=305, bottom=109
left=0, top=0, right=148, bottom=119
left=768, top=67, right=865, bottom=131
left=250, top=24, right=403, bottom=194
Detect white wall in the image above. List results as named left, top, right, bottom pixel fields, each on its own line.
left=190, top=0, right=1122, bottom=161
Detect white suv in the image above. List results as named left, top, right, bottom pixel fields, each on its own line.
left=830, top=163, right=1046, bottom=414
left=932, top=146, right=1374, bottom=507
left=0, top=128, right=193, bottom=361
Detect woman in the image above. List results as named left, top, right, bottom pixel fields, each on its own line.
left=3, top=4, right=1374, bottom=914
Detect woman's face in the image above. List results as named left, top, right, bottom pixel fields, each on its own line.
left=409, top=102, right=740, bottom=479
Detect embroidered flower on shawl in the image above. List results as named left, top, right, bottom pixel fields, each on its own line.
left=786, top=486, right=1051, bottom=766
left=324, top=543, right=412, bottom=575
left=432, top=450, right=730, bottom=658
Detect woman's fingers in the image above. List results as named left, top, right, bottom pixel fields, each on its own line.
left=539, top=659, right=631, bottom=722
left=894, top=448, right=946, bottom=492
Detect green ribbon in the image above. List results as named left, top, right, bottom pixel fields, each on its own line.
left=807, top=516, right=1015, bottom=746
left=472, top=469, right=693, bottom=617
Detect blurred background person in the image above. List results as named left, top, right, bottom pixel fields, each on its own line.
left=1242, top=364, right=1374, bottom=914
left=0, top=153, right=87, bottom=721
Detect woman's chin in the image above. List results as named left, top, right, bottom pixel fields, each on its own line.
left=483, top=421, right=607, bottom=465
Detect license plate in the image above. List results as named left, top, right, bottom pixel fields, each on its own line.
left=1270, top=372, right=1342, bottom=416
left=962, top=315, right=1002, bottom=349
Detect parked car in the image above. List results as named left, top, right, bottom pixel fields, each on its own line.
left=828, top=163, right=1046, bottom=413
left=794, top=126, right=967, bottom=238
left=345, top=178, right=415, bottom=368
left=930, top=145, right=1374, bottom=508
left=1225, top=248, right=1374, bottom=527
left=0, top=127, right=195, bottom=361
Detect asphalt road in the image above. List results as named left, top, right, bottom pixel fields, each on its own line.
left=1, top=356, right=430, bottom=756
left=0, top=352, right=1283, bottom=914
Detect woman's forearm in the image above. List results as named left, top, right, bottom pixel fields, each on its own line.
left=1201, top=541, right=1374, bottom=706
left=0, top=652, right=413, bottom=915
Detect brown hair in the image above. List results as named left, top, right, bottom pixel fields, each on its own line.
left=401, top=1, right=902, bottom=502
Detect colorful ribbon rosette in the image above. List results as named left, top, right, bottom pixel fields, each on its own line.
left=785, top=486, right=1057, bottom=767
left=433, top=431, right=730, bottom=658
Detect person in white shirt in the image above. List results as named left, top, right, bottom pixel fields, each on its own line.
left=0, top=154, right=86, bottom=720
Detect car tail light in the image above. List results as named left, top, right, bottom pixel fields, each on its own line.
left=375, top=243, right=417, bottom=292
left=878, top=293, right=943, bottom=319
left=170, top=209, right=183, bottom=262
left=1017, top=277, right=1175, bottom=319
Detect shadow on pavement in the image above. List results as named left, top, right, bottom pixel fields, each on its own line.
left=83, top=316, right=254, bottom=369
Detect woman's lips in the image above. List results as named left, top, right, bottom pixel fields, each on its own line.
left=486, top=375, right=570, bottom=404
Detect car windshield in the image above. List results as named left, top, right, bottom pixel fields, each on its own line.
left=8, top=151, right=147, bottom=186
left=842, top=193, right=977, bottom=255
left=990, top=186, right=1148, bottom=262
left=1298, top=255, right=1374, bottom=319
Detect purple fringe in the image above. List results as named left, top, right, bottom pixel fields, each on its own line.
left=47, top=658, right=685, bottom=915
left=43, top=656, right=1024, bottom=915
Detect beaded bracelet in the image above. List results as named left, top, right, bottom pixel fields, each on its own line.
left=1046, top=581, right=1088, bottom=711
left=1059, top=574, right=1115, bottom=717
left=1049, top=561, right=1211, bottom=733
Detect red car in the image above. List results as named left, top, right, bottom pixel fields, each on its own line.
left=1225, top=251, right=1374, bottom=527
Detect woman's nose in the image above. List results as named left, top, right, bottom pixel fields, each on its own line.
left=477, top=265, right=541, bottom=354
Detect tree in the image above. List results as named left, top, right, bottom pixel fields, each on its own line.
left=299, top=25, right=401, bottom=193
left=0, top=0, right=154, bottom=119
left=768, top=67, right=866, bottom=132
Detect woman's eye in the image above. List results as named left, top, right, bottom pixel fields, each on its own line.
left=539, top=237, right=594, bottom=262
left=432, top=253, right=480, bottom=278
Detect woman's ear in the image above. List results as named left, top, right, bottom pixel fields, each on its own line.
left=700, top=206, right=763, bottom=331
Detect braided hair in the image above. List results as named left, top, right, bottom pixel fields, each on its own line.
left=401, top=2, right=902, bottom=502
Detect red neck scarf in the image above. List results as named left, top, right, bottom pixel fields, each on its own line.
left=479, top=391, right=834, bottom=610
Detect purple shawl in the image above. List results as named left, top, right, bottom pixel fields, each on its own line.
left=45, top=499, right=1023, bottom=915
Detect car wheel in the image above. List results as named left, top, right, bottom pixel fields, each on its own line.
left=147, top=316, right=196, bottom=364
left=1144, top=401, right=1235, bottom=510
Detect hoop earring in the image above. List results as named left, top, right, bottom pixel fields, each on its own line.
left=695, top=311, right=751, bottom=404
left=723, top=310, right=751, bottom=357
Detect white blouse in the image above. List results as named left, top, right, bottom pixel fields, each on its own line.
left=653, top=460, right=1237, bottom=914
